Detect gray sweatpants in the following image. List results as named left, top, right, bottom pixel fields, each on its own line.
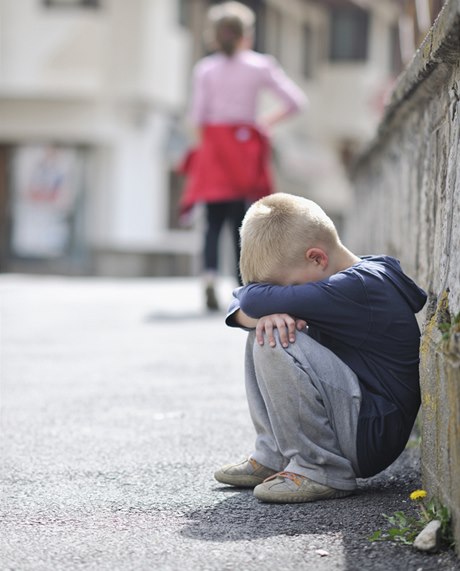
left=245, top=330, right=362, bottom=491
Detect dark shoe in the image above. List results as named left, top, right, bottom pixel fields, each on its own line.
left=205, top=284, right=219, bottom=311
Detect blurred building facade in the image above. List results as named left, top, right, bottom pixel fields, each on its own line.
left=0, top=0, right=194, bottom=275
left=0, top=0, right=446, bottom=276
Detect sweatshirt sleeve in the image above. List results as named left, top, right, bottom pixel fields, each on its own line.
left=224, top=289, right=256, bottom=331
left=262, top=56, right=307, bottom=115
left=237, top=282, right=327, bottom=321
left=236, top=275, right=370, bottom=345
left=225, top=296, right=241, bottom=328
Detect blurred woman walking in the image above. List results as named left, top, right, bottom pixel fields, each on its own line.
left=180, top=1, right=306, bottom=310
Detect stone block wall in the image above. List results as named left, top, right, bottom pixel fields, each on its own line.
left=345, top=0, right=460, bottom=550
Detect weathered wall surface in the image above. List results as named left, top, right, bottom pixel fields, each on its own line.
left=345, top=0, right=460, bottom=550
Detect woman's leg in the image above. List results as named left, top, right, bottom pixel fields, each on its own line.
left=227, top=200, right=247, bottom=285
left=204, top=202, right=227, bottom=273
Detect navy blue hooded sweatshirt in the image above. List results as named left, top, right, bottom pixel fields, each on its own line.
left=226, top=256, right=427, bottom=478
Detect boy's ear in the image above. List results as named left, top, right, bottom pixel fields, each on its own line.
left=305, top=247, right=328, bottom=268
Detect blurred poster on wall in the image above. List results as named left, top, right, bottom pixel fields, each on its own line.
left=11, top=145, right=81, bottom=258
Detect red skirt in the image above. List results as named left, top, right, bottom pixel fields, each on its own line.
left=178, top=124, right=273, bottom=215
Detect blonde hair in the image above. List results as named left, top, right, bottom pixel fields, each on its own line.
left=239, top=193, right=341, bottom=284
left=207, top=2, right=255, bottom=56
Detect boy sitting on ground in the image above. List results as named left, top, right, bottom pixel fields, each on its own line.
left=215, top=193, right=427, bottom=503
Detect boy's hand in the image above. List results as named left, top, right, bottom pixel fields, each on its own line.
left=256, top=314, right=307, bottom=348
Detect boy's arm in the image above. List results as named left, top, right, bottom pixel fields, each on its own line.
left=234, top=309, right=259, bottom=329
left=235, top=279, right=369, bottom=346
left=237, top=281, right=342, bottom=321
left=226, top=283, right=315, bottom=328
left=236, top=282, right=319, bottom=321
left=225, top=290, right=307, bottom=347
left=225, top=295, right=258, bottom=329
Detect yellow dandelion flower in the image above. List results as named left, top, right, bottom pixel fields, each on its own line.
left=410, top=489, right=427, bottom=501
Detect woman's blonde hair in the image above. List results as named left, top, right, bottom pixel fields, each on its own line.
left=207, top=2, right=255, bottom=56
left=239, top=193, right=341, bottom=284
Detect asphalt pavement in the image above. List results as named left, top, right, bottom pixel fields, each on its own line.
left=1, top=275, right=459, bottom=571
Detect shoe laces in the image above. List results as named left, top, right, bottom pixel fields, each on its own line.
left=248, top=458, right=261, bottom=471
left=263, top=471, right=304, bottom=486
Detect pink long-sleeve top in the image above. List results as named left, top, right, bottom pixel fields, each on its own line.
left=191, top=49, right=307, bottom=126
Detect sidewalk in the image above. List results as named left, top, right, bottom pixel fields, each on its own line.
left=1, top=275, right=458, bottom=571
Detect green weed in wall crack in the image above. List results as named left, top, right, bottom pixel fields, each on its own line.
left=368, top=490, right=454, bottom=549
left=438, top=311, right=460, bottom=352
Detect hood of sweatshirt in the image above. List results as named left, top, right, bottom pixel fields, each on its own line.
left=360, top=256, right=427, bottom=314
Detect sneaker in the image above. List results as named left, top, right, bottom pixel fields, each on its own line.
left=205, top=284, right=219, bottom=311
left=214, top=458, right=278, bottom=488
left=253, top=471, right=354, bottom=504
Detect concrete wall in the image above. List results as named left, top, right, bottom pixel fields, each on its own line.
left=345, top=0, right=460, bottom=550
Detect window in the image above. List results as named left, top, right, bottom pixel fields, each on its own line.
left=168, top=170, right=184, bottom=230
left=43, top=0, right=100, bottom=7
left=302, top=24, right=314, bottom=78
left=389, top=24, right=403, bottom=75
left=329, top=6, right=369, bottom=62
left=265, top=6, right=283, bottom=62
left=178, top=0, right=191, bottom=28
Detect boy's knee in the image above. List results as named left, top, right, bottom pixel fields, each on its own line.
left=252, top=329, right=287, bottom=365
